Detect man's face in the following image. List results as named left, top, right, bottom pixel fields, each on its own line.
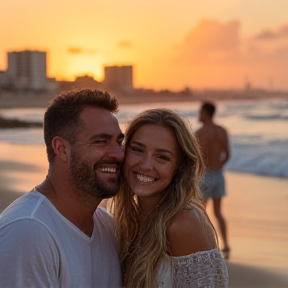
left=199, top=108, right=206, bottom=122
left=69, top=107, right=124, bottom=199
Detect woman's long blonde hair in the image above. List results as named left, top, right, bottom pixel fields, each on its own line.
left=112, top=108, right=215, bottom=288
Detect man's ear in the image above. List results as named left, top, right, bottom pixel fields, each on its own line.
left=51, top=136, right=69, bottom=162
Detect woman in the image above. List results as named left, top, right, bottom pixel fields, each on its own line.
left=113, top=108, right=228, bottom=288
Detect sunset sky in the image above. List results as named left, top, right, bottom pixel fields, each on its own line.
left=1, top=0, right=288, bottom=91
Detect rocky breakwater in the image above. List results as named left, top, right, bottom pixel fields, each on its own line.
left=0, top=116, right=42, bottom=129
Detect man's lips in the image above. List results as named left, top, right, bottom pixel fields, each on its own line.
left=98, top=166, right=117, bottom=173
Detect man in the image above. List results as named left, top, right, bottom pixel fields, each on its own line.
left=0, top=89, right=124, bottom=287
left=196, top=101, right=230, bottom=259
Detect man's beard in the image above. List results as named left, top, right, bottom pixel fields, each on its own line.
left=69, top=150, right=121, bottom=199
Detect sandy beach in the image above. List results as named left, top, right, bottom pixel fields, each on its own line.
left=0, top=142, right=288, bottom=287
left=207, top=172, right=288, bottom=287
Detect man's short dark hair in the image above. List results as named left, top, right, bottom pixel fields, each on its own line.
left=44, top=89, right=118, bottom=164
left=201, top=101, right=216, bottom=117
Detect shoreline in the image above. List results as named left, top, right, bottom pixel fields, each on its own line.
left=1, top=89, right=288, bottom=109
left=0, top=116, right=42, bottom=128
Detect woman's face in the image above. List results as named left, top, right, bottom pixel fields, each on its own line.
left=124, top=123, right=181, bottom=205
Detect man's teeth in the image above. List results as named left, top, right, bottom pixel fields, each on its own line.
left=136, top=174, right=155, bottom=183
left=99, top=167, right=116, bottom=173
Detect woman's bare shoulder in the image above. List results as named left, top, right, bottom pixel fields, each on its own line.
left=167, top=207, right=217, bottom=257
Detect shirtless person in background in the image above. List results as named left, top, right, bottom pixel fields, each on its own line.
left=196, top=101, right=231, bottom=259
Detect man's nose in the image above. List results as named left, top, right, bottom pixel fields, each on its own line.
left=108, top=143, right=124, bottom=161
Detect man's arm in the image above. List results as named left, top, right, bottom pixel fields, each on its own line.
left=220, top=127, right=230, bottom=168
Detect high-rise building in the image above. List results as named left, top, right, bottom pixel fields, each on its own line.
left=104, top=65, right=133, bottom=91
left=7, top=50, right=47, bottom=90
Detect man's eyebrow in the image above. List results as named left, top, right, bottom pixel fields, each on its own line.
left=89, top=133, right=112, bottom=141
left=89, top=133, right=125, bottom=141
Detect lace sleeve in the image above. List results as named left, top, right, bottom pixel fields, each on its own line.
left=172, top=248, right=229, bottom=288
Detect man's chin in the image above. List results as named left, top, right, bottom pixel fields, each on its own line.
left=93, top=183, right=120, bottom=199
left=99, top=188, right=120, bottom=199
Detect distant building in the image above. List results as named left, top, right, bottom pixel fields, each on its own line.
left=57, top=80, right=75, bottom=93
left=0, top=70, right=9, bottom=88
left=47, top=77, right=59, bottom=91
left=7, top=50, right=47, bottom=90
left=57, top=75, right=103, bottom=93
left=104, top=65, right=133, bottom=91
left=73, top=75, right=103, bottom=90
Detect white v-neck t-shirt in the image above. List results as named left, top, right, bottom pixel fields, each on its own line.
left=0, top=190, right=122, bottom=288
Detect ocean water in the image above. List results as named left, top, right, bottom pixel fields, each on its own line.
left=0, top=98, right=288, bottom=178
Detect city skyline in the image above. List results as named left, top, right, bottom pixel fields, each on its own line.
left=0, top=50, right=134, bottom=92
left=1, top=0, right=288, bottom=91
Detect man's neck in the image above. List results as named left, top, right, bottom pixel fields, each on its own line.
left=202, top=118, right=214, bottom=126
left=36, top=175, right=101, bottom=237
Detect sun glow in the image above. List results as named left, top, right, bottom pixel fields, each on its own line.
left=62, top=55, right=104, bottom=81
left=1, top=0, right=288, bottom=90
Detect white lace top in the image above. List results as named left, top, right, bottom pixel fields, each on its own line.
left=156, top=248, right=228, bottom=288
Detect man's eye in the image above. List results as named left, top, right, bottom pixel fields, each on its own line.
left=94, top=140, right=107, bottom=144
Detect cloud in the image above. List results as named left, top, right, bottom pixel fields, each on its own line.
left=255, top=30, right=277, bottom=40
left=117, top=41, right=132, bottom=48
left=177, top=19, right=241, bottom=64
left=255, top=23, right=288, bottom=41
left=172, top=20, right=288, bottom=89
left=67, top=47, right=83, bottom=54
left=278, top=24, right=288, bottom=37
left=67, top=47, right=98, bottom=55
left=176, top=20, right=288, bottom=65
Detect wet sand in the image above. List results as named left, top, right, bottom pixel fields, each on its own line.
left=207, top=172, right=288, bottom=287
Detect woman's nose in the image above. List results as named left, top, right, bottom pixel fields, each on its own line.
left=139, top=155, right=154, bottom=171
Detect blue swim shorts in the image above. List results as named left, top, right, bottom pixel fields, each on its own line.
left=200, top=170, right=226, bottom=200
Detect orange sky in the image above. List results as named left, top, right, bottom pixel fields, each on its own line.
left=1, top=0, right=288, bottom=91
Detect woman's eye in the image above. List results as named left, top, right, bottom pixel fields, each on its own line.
left=130, top=146, right=142, bottom=153
left=158, top=155, right=170, bottom=161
